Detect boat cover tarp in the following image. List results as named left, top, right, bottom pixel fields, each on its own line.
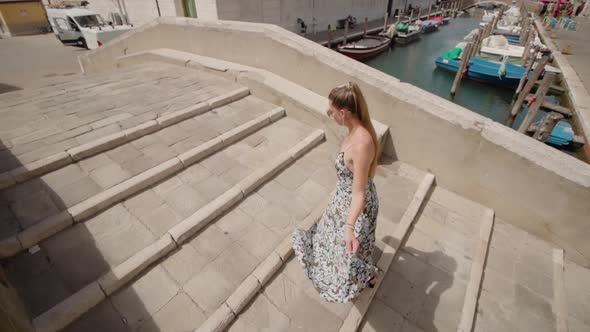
left=441, top=47, right=462, bottom=60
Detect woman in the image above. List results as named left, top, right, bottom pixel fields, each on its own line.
left=292, top=82, right=380, bottom=303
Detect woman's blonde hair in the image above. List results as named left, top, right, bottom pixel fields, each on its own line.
left=329, top=82, right=379, bottom=176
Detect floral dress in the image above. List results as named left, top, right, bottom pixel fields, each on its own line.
left=292, top=151, right=379, bottom=303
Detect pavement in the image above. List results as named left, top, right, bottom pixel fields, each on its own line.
left=0, top=34, right=87, bottom=93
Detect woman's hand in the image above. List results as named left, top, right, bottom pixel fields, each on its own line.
left=344, top=227, right=359, bottom=254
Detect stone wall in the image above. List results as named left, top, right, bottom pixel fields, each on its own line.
left=79, top=18, right=590, bottom=267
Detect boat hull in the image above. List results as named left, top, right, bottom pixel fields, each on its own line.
left=394, top=31, right=421, bottom=45
left=337, top=37, right=391, bottom=61
left=435, top=56, right=525, bottom=89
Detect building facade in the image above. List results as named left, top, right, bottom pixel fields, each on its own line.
left=0, top=0, right=50, bottom=38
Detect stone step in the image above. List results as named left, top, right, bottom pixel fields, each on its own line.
left=360, top=185, right=492, bottom=332
left=0, top=98, right=285, bottom=258
left=0, top=63, right=242, bottom=175
left=48, top=130, right=332, bottom=332
left=221, top=164, right=431, bottom=332
left=0, top=86, right=251, bottom=191
left=472, top=218, right=570, bottom=332
left=8, top=111, right=323, bottom=330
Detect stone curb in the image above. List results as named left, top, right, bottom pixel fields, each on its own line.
left=457, top=208, right=495, bottom=332
left=98, top=234, right=176, bottom=295
left=28, top=127, right=325, bottom=332
left=33, top=282, right=105, bottom=332
left=68, top=158, right=183, bottom=222
left=156, top=102, right=210, bottom=127
left=0, top=107, right=282, bottom=259
left=339, top=172, right=436, bottom=332
left=0, top=88, right=250, bottom=190
left=195, top=303, right=235, bottom=332
left=10, top=152, right=72, bottom=184
left=18, top=211, right=73, bottom=250
left=225, top=275, right=261, bottom=314
left=196, top=189, right=330, bottom=332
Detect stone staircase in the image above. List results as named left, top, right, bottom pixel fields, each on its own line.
left=1, top=58, right=589, bottom=332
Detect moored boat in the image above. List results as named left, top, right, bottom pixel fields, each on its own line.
left=337, top=36, right=391, bottom=61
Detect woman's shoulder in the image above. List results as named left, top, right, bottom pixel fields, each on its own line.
left=353, top=128, right=374, bottom=147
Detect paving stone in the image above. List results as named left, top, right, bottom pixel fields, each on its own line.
left=161, top=184, right=207, bottom=218
left=41, top=164, right=87, bottom=189
left=140, top=142, right=177, bottom=164
left=361, top=298, right=405, bottom=332
left=123, top=189, right=164, bottom=219
left=200, top=151, right=235, bottom=176
left=77, top=154, right=114, bottom=173
left=162, top=244, right=210, bottom=286
left=192, top=175, right=232, bottom=201
left=274, top=164, right=308, bottom=190
left=139, top=204, right=183, bottom=237
left=89, top=162, right=132, bottom=189
left=189, top=224, right=234, bottom=262
left=565, top=260, right=590, bottom=325
left=183, top=262, right=234, bottom=314
left=51, top=176, right=103, bottom=207
left=515, top=307, right=556, bottom=332
left=263, top=272, right=343, bottom=331
left=480, top=268, right=516, bottom=304
left=415, top=277, right=466, bottom=332
left=136, top=292, right=206, bottom=332
left=227, top=294, right=291, bottom=332
left=106, top=144, right=143, bottom=165
left=152, top=176, right=183, bottom=197
left=172, top=165, right=205, bottom=187
left=75, top=123, right=121, bottom=145
left=111, top=266, right=179, bottom=328
left=514, top=283, right=554, bottom=320
left=170, top=135, right=204, bottom=154
left=237, top=222, right=281, bottom=261
left=473, top=294, right=517, bottom=332
left=11, top=190, right=60, bottom=228
left=156, top=126, right=193, bottom=146
left=120, top=155, right=159, bottom=176
left=254, top=204, right=297, bottom=238
left=238, top=193, right=270, bottom=218
left=0, top=204, right=19, bottom=237
left=376, top=270, right=424, bottom=321
left=295, top=178, right=330, bottom=207
left=62, top=300, right=130, bottom=332
left=216, top=160, right=252, bottom=184
left=209, top=242, right=259, bottom=287
left=514, top=260, right=554, bottom=300
left=131, top=134, right=161, bottom=150
left=216, top=207, right=255, bottom=241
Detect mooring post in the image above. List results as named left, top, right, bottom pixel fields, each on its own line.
left=364, top=17, right=368, bottom=36
left=328, top=25, right=333, bottom=49
left=344, top=20, right=349, bottom=45
left=507, top=56, right=549, bottom=127
left=515, top=47, right=539, bottom=96
left=384, top=11, right=389, bottom=30
left=518, top=72, right=556, bottom=133
left=450, top=42, right=473, bottom=96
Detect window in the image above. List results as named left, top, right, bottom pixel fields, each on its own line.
left=74, top=15, right=105, bottom=28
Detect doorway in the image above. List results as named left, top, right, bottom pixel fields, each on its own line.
left=183, top=0, right=197, bottom=18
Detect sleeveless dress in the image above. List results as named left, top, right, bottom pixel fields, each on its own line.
left=292, top=151, right=379, bottom=303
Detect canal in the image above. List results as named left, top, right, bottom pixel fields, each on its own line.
left=365, top=9, right=516, bottom=123
left=365, top=8, right=586, bottom=161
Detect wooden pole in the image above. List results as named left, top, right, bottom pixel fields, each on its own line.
left=507, top=56, right=549, bottom=127
left=344, top=20, right=349, bottom=45
left=364, top=17, right=368, bottom=36
left=518, top=72, right=556, bottom=133
left=473, top=27, right=484, bottom=57
left=451, top=42, right=473, bottom=96
left=428, top=0, right=432, bottom=18
left=521, top=29, right=534, bottom=65
left=410, top=9, right=414, bottom=23
left=533, top=112, right=564, bottom=141
left=515, top=47, right=539, bottom=96
left=384, top=11, right=389, bottom=31
left=328, top=26, right=333, bottom=48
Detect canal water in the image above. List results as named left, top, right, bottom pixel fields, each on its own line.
left=365, top=9, right=516, bottom=123
left=365, top=9, right=586, bottom=161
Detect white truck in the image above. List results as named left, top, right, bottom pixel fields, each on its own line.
left=46, top=7, right=133, bottom=50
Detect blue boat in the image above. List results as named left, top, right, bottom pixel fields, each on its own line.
left=435, top=55, right=526, bottom=89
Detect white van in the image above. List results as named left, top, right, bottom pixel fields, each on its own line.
left=46, top=7, right=133, bottom=49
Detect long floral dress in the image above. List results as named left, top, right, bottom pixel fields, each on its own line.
left=292, top=151, right=379, bottom=303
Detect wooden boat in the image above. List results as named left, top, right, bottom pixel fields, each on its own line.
left=420, top=20, right=440, bottom=33
left=395, top=30, right=421, bottom=45
left=442, top=17, right=451, bottom=25
left=435, top=55, right=526, bottom=89
left=337, top=36, right=391, bottom=61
